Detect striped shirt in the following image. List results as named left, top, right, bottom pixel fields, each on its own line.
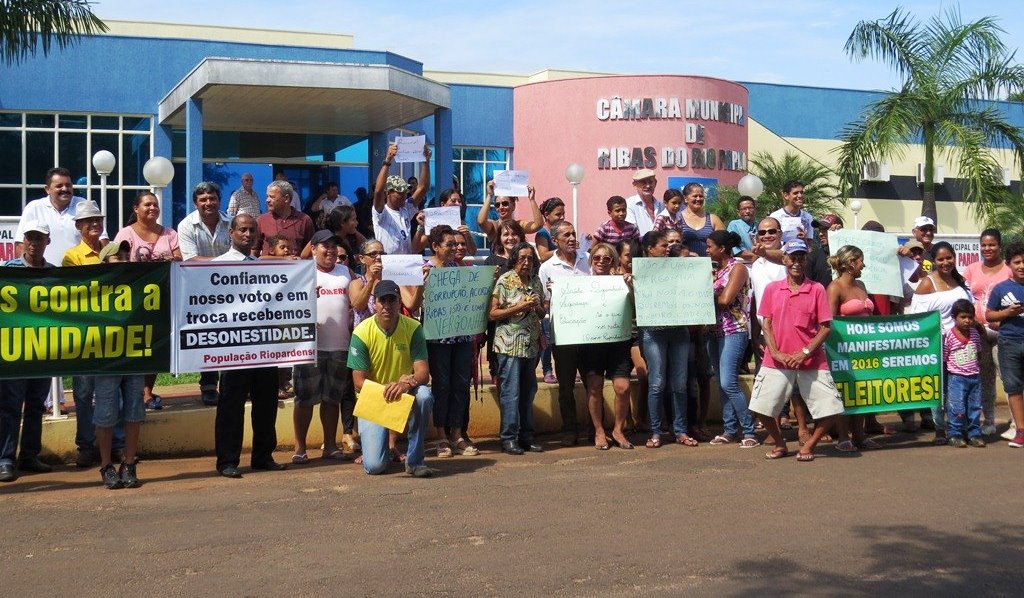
left=942, top=327, right=981, bottom=376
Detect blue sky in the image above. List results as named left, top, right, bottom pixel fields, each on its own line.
left=94, top=0, right=1024, bottom=92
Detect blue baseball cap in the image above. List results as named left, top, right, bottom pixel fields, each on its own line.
left=782, top=239, right=808, bottom=254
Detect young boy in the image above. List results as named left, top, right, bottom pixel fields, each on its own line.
left=943, top=299, right=985, bottom=448
left=653, top=190, right=684, bottom=233
left=266, top=235, right=294, bottom=258
left=593, top=196, right=640, bottom=245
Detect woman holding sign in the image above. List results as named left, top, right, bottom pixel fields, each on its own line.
left=638, top=230, right=693, bottom=448
left=489, top=242, right=546, bottom=455
left=477, top=180, right=543, bottom=243
left=581, top=243, right=635, bottom=450
left=910, top=241, right=973, bottom=445
left=423, top=225, right=479, bottom=458
left=411, top=189, right=478, bottom=256
left=705, top=231, right=759, bottom=448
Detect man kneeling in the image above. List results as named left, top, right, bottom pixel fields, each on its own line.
left=348, top=280, right=435, bottom=477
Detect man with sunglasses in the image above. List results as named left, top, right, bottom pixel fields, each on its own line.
left=348, top=280, right=435, bottom=477
left=624, top=169, right=663, bottom=236
left=749, top=218, right=787, bottom=362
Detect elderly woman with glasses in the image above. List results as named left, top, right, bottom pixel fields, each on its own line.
left=489, top=242, right=546, bottom=455
left=477, top=179, right=543, bottom=243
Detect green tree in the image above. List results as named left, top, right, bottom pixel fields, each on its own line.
left=0, top=0, right=107, bottom=66
left=835, top=6, right=1024, bottom=225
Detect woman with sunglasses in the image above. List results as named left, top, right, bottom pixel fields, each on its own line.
left=423, top=225, right=479, bottom=458
left=477, top=180, right=543, bottom=243
left=580, top=243, right=635, bottom=450
left=489, top=242, right=546, bottom=455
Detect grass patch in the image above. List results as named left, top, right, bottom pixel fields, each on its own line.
left=61, top=372, right=200, bottom=389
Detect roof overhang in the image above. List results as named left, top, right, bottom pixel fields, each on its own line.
left=159, top=58, right=450, bottom=135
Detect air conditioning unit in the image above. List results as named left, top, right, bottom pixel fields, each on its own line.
left=916, top=163, right=945, bottom=185
left=861, top=160, right=891, bottom=182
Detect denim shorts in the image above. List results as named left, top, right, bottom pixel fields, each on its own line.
left=292, top=350, right=352, bottom=407
left=997, top=336, right=1024, bottom=395
left=92, top=374, right=146, bottom=427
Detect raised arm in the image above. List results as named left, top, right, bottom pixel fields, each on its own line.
left=477, top=180, right=496, bottom=236
left=373, top=144, right=398, bottom=211
left=409, top=145, right=432, bottom=209
left=519, top=185, right=543, bottom=234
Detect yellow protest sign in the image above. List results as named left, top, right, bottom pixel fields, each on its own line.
left=352, top=379, right=415, bottom=432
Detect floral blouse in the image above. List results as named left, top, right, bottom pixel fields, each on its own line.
left=491, top=269, right=544, bottom=359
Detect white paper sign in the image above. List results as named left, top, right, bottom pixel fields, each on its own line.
left=899, top=255, right=921, bottom=282
left=829, top=229, right=903, bottom=297
left=170, top=261, right=317, bottom=373
left=394, top=135, right=426, bottom=163
left=493, top=170, right=529, bottom=197
left=424, top=206, right=462, bottom=234
left=382, top=254, right=425, bottom=286
left=779, top=215, right=803, bottom=242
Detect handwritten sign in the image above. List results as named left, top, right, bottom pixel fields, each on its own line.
left=632, top=257, right=716, bottom=326
left=394, top=135, right=426, bottom=163
left=422, top=266, right=496, bottom=340
left=829, top=229, right=903, bottom=297
left=493, top=170, right=529, bottom=197
left=424, top=206, right=462, bottom=234
left=779, top=215, right=803, bottom=242
left=381, top=254, right=424, bottom=286
left=550, top=275, right=632, bottom=345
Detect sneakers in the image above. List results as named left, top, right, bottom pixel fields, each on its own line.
left=947, top=436, right=967, bottom=448
left=543, top=372, right=557, bottom=384
left=1009, top=431, right=1024, bottom=448
left=100, top=464, right=123, bottom=489
left=1002, top=425, right=1019, bottom=441
left=145, top=395, right=163, bottom=410
left=119, top=462, right=141, bottom=488
left=968, top=437, right=986, bottom=448
left=405, top=464, right=436, bottom=478
left=981, top=423, right=997, bottom=436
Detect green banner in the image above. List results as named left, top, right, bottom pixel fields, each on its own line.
left=824, top=312, right=942, bottom=415
left=0, top=262, right=171, bottom=378
left=422, top=266, right=496, bottom=340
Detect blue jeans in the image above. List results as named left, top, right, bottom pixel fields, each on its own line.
left=0, top=378, right=49, bottom=466
left=540, top=319, right=554, bottom=375
left=427, top=341, right=473, bottom=430
left=359, top=385, right=433, bottom=475
left=707, top=332, right=756, bottom=438
left=946, top=373, right=981, bottom=439
left=496, top=354, right=539, bottom=444
left=642, top=327, right=690, bottom=436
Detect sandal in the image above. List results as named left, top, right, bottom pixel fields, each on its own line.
left=835, top=440, right=858, bottom=453
left=389, top=448, right=406, bottom=463
left=858, top=438, right=882, bottom=450
left=796, top=452, right=815, bottom=462
left=710, top=435, right=734, bottom=445
left=322, top=449, right=350, bottom=461
left=612, top=436, right=635, bottom=450
left=739, top=438, right=760, bottom=448
left=436, top=440, right=454, bottom=458
left=291, top=453, right=309, bottom=465
left=764, top=447, right=789, bottom=460
left=676, top=434, right=698, bottom=447
left=645, top=435, right=662, bottom=449
left=454, top=438, right=479, bottom=456
left=778, top=417, right=793, bottom=430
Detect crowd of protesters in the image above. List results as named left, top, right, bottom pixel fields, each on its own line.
left=2, top=153, right=1022, bottom=490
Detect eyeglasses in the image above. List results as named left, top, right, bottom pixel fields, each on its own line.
left=756, top=228, right=780, bottom=236
left=592, top=255, right=614, bottom=263
left=495, top=201, right=512, bottom=208
left=362, top=251, right=387, bottom=258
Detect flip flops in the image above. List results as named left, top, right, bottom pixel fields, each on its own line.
left=291, top=453, right=309, bottom=465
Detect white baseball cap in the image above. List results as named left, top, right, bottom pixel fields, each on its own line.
left=913, top=216, right=935, bottom=229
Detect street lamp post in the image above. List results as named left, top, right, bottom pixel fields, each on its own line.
left=91, top=150, right=116, bottom=218
left=851, top=200, right=863, bottom=229
left=737, top=173, right=764, bottom=198
left=564, top=163, right=585, bottom=231
left=143, top=156, right=175, bottom=223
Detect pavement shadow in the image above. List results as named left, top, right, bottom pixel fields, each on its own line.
left=724, top=523, right=1024, bottom=597
left=0, top=468, right=216, bottom=495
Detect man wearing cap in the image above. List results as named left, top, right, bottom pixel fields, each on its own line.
left=0, top=221, right=55, bottom=481
left=806, top=213, right=843, bottom=288
left=907, top=216, right=936, bottom=272
left=62, top=200, right=106, bottom=266
left=16, top=167, right=108, bottom=265
left=178, top=182, right=233, bottom=406
left=769, top=180, right=816, bottom=243
left=750, top=239, right=843, bottom=462
left=227, top=172, right=261, bottom=218
left=256, top=180, right=314, bottom=258
left=210, top=214, right=285, bottom=477
left=624, top=169, right=663, bottom=236
left=291, top=230, right=355, bottom=465
left=348, top=279, right=435, bottom=477
left=372, top=143, right=431, bottom=255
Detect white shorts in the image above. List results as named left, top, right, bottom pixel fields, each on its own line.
left=748, top=367, right=844, bottom=420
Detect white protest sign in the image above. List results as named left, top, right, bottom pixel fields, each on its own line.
left=899, top=255, right=920, bottom=283
left=493, top=170, right=529, bottom=197
left=632, top=257, right=716, bottom=326
left=170, top=261, right=317, bottom=373
left=382, top=254, right=425, bottom=286
left=394, top=135, right=426, bottom=163
left=550, top=275, right=632, bottom=345
left=424, top=206, right=462, bottom=234
left=829, top=229, right=903, bottom=297
left=779, top=215, right=803, bottom=242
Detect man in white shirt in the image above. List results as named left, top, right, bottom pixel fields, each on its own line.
left=310, top=182, right=351, bottom=216
left=16, top=167, right=108, bottom=264
left=537, top=221, right=591, bottom=445
left=623, top=169, right=663, bottom=237
left=372, top=143, right=430, bottom=255
left=768, top=180, right=815, bottom=242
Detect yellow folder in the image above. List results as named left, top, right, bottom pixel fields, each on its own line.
left=353, top=379, right=415, bottom=432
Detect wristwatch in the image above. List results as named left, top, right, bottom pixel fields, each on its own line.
left=801, top=347, right=811, bottom=356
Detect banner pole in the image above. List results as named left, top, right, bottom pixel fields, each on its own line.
left=46, top=377, right=68, bottom=421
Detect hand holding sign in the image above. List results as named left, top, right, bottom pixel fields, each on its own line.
left=424, top=207, right=462, bottom=234
left=493, top=170, right=529, bottom=197
left=394, top=135, right=426, bottom=163
left=381, top=254, right=425, bottom=286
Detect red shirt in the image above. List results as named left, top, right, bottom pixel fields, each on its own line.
left=256, top=208, right=314, bottom=256
left=758, top=278, right=832, bottom=370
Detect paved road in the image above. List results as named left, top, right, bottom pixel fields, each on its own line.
left=2, top=416, right=1022, bottom=596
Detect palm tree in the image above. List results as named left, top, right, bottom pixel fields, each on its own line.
left=1, top=0, right=107, bottom=66
left=835, top=7, right=1024, bottom=226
